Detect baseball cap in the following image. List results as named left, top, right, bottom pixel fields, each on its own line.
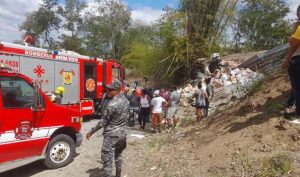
left=105, top=78, right=122, bottom=89
left=153, top=90, right=160, bottom=95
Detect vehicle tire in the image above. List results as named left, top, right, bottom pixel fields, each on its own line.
left=44, top=134, right=75, bottom=169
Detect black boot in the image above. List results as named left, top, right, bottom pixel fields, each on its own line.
left=115, top=169, right=121, bottom=177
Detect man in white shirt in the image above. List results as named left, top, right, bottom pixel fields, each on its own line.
left=151, top=90, right=166, bottom=133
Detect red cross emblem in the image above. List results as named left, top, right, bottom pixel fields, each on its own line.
left=33, top=65, right=45, bottom=78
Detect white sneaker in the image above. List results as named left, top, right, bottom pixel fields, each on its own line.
left=290, top=119, right=300, bottom=124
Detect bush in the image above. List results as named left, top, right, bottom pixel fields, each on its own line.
left=148, top=134, right=173, bottom=151
left=179, top=116, right=195, bottom=127
left=259, top=153, right=292, bottom=177
left=266, top=102, right=285, bottom=113
left=231, top=152, right=292, bottom=177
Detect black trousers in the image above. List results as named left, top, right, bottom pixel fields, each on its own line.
left=139, top=107, right=150, bottom=128
left=288, top=56, right=300, bottom=115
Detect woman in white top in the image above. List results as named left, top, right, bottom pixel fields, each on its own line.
left=138, top=89, right=151, bottom=129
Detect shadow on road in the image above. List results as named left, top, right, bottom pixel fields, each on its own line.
left=86, top=167, right=104, bottom=177
left=0, top=161, right=46, bottom=177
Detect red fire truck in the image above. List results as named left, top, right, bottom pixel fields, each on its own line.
left=0, top=64, right=92, bottom=172
left=0, top=42, right=125, bottom=111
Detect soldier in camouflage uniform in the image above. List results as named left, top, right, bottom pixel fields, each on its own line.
left=86, top=78, right=129, bottom=177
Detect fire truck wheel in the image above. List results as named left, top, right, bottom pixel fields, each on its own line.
left=44, top=134, right=75, bottom=169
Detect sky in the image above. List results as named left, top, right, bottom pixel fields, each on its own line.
left=286, top=0, right=299, bottom=20
left=124, top=0, right=179, bottom=25
left=124, top=0, right=178, bottom=9
left=0, top=0, right=298, bottom=43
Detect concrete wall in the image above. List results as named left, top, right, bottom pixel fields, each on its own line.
left=239, top=44, right=289, bottom=75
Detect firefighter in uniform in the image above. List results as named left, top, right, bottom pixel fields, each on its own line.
left=50, top=86, right=65, bottom=104
left=86, top=78, right=129, bottom=177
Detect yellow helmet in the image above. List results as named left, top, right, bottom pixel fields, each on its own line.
left=55, top=86, right=65, bottom=94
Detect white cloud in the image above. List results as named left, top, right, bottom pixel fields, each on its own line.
left=0, top=0, right=163, bottom=43
left=85, top=1, right=163, bottom=25
left=0, top=0, right=297, bottom=43
left=167, top=0, right=179, bottom=9
left=0, top=0, right=42, bottom=42
left=131, top=7, right=163, bottom=25
left=286, top=0, right=299, bottom=20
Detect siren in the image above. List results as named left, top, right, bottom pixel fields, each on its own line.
left=23, top=34, right=34, bottom=46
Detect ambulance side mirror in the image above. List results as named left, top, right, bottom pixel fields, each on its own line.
left=32, top=80, right=45, bottom=112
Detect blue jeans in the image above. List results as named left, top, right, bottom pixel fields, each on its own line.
left=288, top=56, right=300, bottom=115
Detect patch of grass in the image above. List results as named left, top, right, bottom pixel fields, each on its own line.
left=259, top=153, right=292, bottom=177
left=231, top=152, right=293, bottom=177
left=165, top=174, right=174, bottom=177
left=266, top=102, right=285, bottom=112
left=212, top=107, right=223, bottom=115
left=257, top=82, right=267, bottom=92
left=179, top=116, right=195, bottom=127
left=232, top=153, right=256, bottom=176
left=207, top=166, right=229, bottom=177
left=148, top=134, right=173, bottom=151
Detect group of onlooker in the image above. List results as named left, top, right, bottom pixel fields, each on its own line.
left=124, top=77, right=215, bottom=132
left=125, top=85, right=182, bottom=133
left=151, top=86, right=181, bottom=133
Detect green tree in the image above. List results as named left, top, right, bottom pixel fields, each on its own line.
left=165, top=0, right=239, bottom=80
left=120, top=23, right=162, bottom=77
left=121, top=2, right=238, bottom=83
left=122, top=8, right=189, bottom=82
left=211, top=0, right=239, bottom=44
left=237, top=0, right=291, bottom=50
left=61, top=0, right=86, bottom=37
left=61, top=36, right=88, bottom=55
left=122, top=42, right=162, bottom=76
left=180, top=0, right=223, bottom=59
left=60, top=0, right=87, bottom=53
left=19, top=0, right=61, bottom=47
left=121, top=22, right=159, bottom=47
left=85, top=0, right=131, bottom=58
left=156, top=8, right=188, bottom=82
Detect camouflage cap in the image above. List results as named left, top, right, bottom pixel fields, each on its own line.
left=105, top=78, right=122, bottom=89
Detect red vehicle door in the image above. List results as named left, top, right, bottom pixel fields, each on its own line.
left=105, top=60, right=124, bottom=84
left=0, top=75, right=46, bottom=163
left=82, top=61, right=97, bottom=99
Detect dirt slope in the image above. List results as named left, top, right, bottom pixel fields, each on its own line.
left=124, top=74, right=300, bottom=177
